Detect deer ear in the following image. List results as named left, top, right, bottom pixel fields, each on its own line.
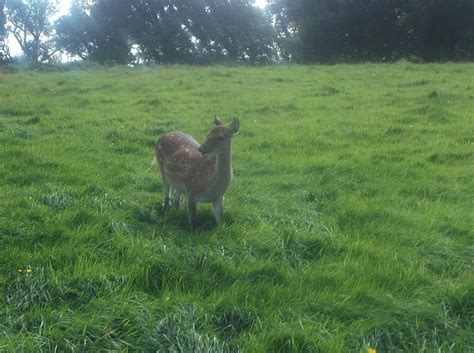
left=229, top=118, right=240, bottom=134
left=214, top=116, right=222, bottom=126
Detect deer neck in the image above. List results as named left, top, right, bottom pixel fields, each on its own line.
left=211, top=144, right=233, bottom=193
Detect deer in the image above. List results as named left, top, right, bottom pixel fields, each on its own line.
left=152, top=117, right=240, bottom=229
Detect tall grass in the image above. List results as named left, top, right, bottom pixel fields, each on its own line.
left=0, top=63, right=472, bottom=352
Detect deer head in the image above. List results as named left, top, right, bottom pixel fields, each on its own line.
left=198, top=117, right=240, bottom=156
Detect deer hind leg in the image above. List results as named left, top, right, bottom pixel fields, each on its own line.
left=212, top=197, right=224, bottom=224
left=162, top=181, right=171, bottom=211
left=158, top=164, right=171, bottom=212
left=172, top=190, right=182, bottom=208
left=187, top=194, right=198, bottom=230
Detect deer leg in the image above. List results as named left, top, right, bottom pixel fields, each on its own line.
left=162, top=182, right=171, bottom=212
left=172, top=191, right=181, bottom=208
left=159, top=165, right=170, bottom=212
left=212, top=197, right=224, bottom=224
left=187, top=194, right=198, bottom=230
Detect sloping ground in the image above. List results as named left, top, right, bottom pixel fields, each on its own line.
left=0, top=64, right=472, bottom=352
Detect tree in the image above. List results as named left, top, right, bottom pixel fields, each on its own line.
left=269, top=0, right=409, bottom=63
left=127, top=0, right=276, bottom=64
left=57, top=0, right=277, bottom=65
left=269, top=0, right=474, bottom=63
left=192, top=0, right=277, bottom=64
left=56, top=0, right=133, bottom=64
left=127, top=0, right=197, bottom=64
left=55, top=0, right=93, bottom=61
left=0, top=0, right=8, bottom=61
left=333, top=0, right=409, bottom=61
left=401, top=0, right=474, bottom=61
left=6, top=0, right=58, bottom=63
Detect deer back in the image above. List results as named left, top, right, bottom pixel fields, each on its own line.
left=156, top=132, right=216, bottom=194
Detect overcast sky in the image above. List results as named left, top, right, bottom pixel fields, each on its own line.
left=7, top=0, right=268, bottom=57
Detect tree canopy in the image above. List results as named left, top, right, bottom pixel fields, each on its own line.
left=269, top=0, right=474, bottom=63
left=56, top=0, right=133, bottom=64
left=6, top=0, right=58, bottom=63
left=3, top=0, right=474, bottom=65
left=56, top=0, right=276, bottom=65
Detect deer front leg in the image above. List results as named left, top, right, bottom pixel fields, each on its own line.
left=187, top=194, right=198, bottom=230
left=212, top=197, right=224, bottom=225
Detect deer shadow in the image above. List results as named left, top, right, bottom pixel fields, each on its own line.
left=153, top=203, right=229, bottom=232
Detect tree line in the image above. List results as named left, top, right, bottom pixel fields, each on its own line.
left=0, top=0, right=473, bottom=66
left=270, top=0, right=474, bottom=63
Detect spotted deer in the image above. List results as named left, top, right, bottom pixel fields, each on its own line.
left=152, top=117, right=240, bottom=229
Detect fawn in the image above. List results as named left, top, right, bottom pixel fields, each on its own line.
left=152, top=117, right=239, bottom=229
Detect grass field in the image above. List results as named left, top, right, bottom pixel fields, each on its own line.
left=0, top=63, right=473, bottom=352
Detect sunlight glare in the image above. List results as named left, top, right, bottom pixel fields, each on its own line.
left=57, top=0, right=72, bottom=16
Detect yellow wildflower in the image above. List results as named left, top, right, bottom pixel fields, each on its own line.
left=368, top=348, right=376, bottom=353
left=25, top=267, right=33, bottom=273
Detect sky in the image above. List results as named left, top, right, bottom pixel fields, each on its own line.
left=7, top=0, right=268, bottom=58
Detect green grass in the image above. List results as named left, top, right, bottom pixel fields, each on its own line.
left=0, top=63, right=473, bottom=352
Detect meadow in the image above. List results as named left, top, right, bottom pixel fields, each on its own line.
left=0, top=63, right=472, bottom=352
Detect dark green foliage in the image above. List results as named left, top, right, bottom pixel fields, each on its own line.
left=56, top=0, right=277, bottom=65
left=184, top=0, right=276, bottom=64
left=56, top=0, right=133, bottom=64
left=402, top=0, right=474, bottom=61
left=269, top=0, right=474, bottom=62
left=6, top=0, right=474, bottom=64
left=129, top=0, right=276, bottom=64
